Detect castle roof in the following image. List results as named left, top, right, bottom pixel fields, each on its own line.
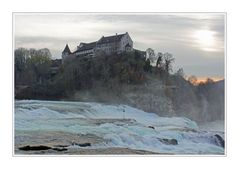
left=125, top=43, right=132, bottom=47
left=97, top=33, right=126, bottom=44
left=62, top=44, right=71, bottom=54
left=70, top=32, right=130, bottom=54
left=74, top=42, right=97, bottom=53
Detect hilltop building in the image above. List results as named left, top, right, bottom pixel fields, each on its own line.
left=62, top=32, right=134, bottom=62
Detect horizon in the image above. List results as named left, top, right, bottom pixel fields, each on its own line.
left=194, top=76, right=224, bottom=83
left=14, top=13, right=225, bottom=80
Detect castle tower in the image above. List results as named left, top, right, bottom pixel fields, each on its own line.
left=62, top=44, right=71, bottom=63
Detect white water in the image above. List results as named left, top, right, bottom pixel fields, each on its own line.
left=199, top=120, right=224, bottom=132
left=15, top=100, right=224, bottom=154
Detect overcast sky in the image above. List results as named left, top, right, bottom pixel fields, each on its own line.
left=14, top=13, right=225, bottom=79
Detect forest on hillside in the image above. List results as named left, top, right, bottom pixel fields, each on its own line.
left=15, top=47, right=180, bottom=98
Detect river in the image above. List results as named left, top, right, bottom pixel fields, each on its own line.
left=14, top=100, right=225, bottom=155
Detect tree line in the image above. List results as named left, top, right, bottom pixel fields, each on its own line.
left=15, top=48, right=52, bottom=86
left=15, top=47, right=215, bottom=99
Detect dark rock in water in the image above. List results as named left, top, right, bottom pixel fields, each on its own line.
left=214, top=134, right=225, bottom=148
left=148, top=126, right=155, bottom=129
left=19, top=145, right=51, bottom=151
left=158, top=138, right=178, bottom=145
left=55, top=145, right=69, bottom=148
left=72, top=142, right=91, bottom=147
left=52, top=148, right=68, bottom=151
left=19, top=145, right=68, bottom=152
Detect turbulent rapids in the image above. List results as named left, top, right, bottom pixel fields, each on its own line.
left=15, top=100, right=224, bottom=155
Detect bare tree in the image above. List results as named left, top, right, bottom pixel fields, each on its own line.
left=175, top=68, right=185, bottom=78
left=146, top=48, right=156, bottom=64
left=156, top=52, right=163, bottom=68
left=163, top=52, right=175, bottom=73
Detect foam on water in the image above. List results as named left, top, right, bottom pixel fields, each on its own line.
left=15, top=100, right=224, bottom=154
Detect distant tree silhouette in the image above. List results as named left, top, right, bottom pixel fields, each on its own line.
left=205, top=78, right=214, bottom=84
left=144, top=58, right=152, bottom=72
left=188, top=75, right=198, bottom=85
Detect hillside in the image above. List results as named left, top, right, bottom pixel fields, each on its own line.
left=68, top=75, right=224, bottom=123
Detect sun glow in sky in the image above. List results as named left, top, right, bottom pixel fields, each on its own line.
left=193, top=29, right=217, bottom=52
left=14, top=13, right=225, bottom=79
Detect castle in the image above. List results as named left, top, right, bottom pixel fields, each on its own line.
left=62, top=32, right=134, bottom=62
